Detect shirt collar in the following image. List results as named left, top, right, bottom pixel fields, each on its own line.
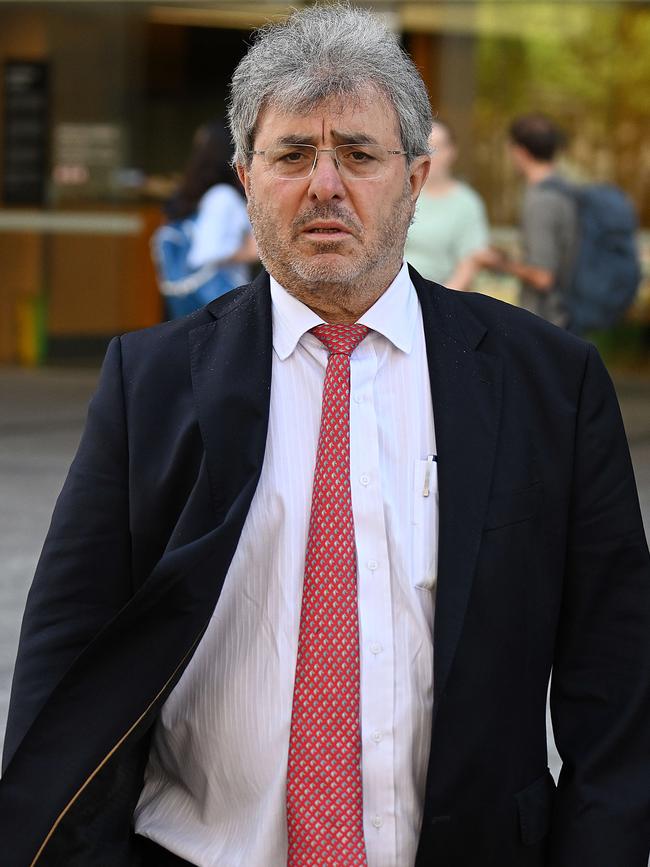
left=357, top=262, right=417, bottom=354
left=270, top=277, right=325, bottom=361
left=270, top=261, right=418, bottom=361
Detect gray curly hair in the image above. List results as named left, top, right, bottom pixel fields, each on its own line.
left=227, top=4, right=433, bottom=166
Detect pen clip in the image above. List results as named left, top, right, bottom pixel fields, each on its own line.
left=423, top=454, right=436, bottom=497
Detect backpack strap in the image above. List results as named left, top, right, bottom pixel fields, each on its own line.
left=158, top=261, right=221, bottom=298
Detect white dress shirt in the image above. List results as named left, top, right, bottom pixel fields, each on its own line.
left=135, top=263, right=438, bottom=867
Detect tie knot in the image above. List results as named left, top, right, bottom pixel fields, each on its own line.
left=310, top=324, right=369, bottom=357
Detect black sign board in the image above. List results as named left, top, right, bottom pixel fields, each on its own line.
left=2, top=61, right=49, bottom=205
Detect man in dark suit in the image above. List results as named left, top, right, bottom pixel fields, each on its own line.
left=1, top=6, right=649, bottom=867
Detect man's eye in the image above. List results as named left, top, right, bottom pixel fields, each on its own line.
left=344, top=149, right=375, bottom=162
left=278, top=150, right=310, bottom=163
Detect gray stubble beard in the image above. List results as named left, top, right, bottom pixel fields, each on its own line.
left=247, top=178, right=415, bottom=309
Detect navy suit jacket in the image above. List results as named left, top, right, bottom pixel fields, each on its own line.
left=1, top=268, right=649, bottom=866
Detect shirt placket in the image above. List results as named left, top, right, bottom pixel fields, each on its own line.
left=349, top=340, right=397, bottom=867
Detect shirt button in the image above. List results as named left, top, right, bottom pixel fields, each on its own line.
left=370, top=642, right=382, bottom=655
left=353, top=393, right=364, bottom=404
left=359, top=473, right=370, bottom=486
left=367, top=559, right=378, bottom=572
left=372, top=815, right=383, bottom=829
left=371, top=730, right=383, bottom=743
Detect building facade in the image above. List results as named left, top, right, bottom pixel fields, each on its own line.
left=1, top=0, right=649, bottom=362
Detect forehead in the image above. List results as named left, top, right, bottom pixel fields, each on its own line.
left=254, top=88, right=401, bottom=147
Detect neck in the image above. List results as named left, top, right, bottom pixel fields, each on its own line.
left=280, top=265, right=402, bottom=324
left=307, top=299, right=374, bottom=325
left=525, top=162, right=555, bottom=185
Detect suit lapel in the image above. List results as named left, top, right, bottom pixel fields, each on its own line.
left=412, top=270, right=503, bottom=707
left=189, top=270, right=273, bottom=526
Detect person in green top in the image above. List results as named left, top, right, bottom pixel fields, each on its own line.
left=405, top=121, right=490, bottom=290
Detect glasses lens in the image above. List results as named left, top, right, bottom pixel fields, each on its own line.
left=264, top=145, right=316, bottom=179
left=335, top=144, right=388, bottom=179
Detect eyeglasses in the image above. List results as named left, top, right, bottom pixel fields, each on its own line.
left=249, top=143, right=409, bottom=181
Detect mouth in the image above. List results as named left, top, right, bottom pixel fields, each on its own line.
left=301, top=221, right=354, bottom=240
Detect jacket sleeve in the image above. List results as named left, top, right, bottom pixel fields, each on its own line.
left=2, top=337, right=133, bottom=771
left=548, top=344, right=650, bottom=865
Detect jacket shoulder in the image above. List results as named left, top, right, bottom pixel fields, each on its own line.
left=430, top=278, right=589, bottom=359
left=119, top=279, right=261, bottom=361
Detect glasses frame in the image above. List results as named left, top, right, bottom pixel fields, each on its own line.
left=249, top=143, right=410, bottom=181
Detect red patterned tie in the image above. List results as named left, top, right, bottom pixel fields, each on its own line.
left=287, top=323, right=370, bottom=866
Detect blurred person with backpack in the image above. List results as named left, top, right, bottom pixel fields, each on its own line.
left=152, top=120, right=257, bottom=319
left=476, top=113, right=641, bottom=333
left=405, top=121, right=489, bottom=291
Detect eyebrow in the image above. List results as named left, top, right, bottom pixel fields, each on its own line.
left=275, top=133, right=319, bottom=146
left=331, top=130, right=380, bottom=146
left=273, top=130, right=382, bottom=147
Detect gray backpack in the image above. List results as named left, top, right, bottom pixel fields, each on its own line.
left=543, top=178, right=641, bottom=334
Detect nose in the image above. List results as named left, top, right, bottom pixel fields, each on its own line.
left=307, top=151, right=347, bottom=202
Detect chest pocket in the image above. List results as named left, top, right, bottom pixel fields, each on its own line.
left=411, top=457, right=439, bottom=591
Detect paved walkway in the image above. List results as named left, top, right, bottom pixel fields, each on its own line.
left=1, top=365, right=649, bottom=781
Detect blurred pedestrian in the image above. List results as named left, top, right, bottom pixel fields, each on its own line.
left=475, top=113, right=577, bottom=326
left=405, top=121, right=489, bottom=290
left=152, top=120, right=257, bottom=318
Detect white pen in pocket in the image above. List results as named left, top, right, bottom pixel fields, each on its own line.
left=422, top=454, right=437, bottom=497
left=411, top=454, right=439, bottom=591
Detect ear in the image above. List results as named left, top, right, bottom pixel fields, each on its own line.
left=408, top=154, right=431, bottom=200
left=236, top=162, right=250, bottom=199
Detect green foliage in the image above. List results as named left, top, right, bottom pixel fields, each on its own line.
left=472, top=2, right=650, bottom=224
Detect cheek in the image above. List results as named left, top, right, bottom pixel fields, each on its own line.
left=350, top=185, right=389, bottom=224
left=261, top=184, right=302, bottom=225
left=358, top=179, right=408, bottom=224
